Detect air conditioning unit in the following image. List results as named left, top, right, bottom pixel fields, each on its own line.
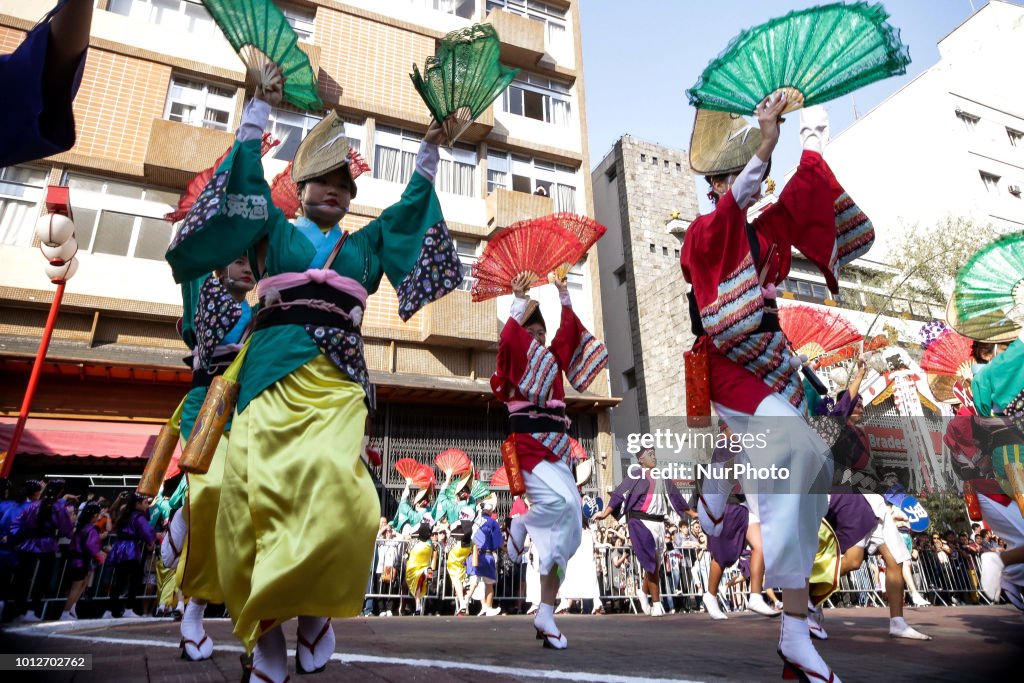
left=1010, top=184, right=1022, bottom=196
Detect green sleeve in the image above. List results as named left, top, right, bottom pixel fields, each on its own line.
left=166, top=138, right=291, bottom=283
left=178, top=275, right=206, bottom=349
left=349, top=171, right=463, bottom=320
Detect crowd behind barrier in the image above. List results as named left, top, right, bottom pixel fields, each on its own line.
left=1, top=516, right=1002, bottom=621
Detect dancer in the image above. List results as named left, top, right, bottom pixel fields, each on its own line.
left=105, top=492, right=155, bottom=619
left=496, top=270, right=608, bottom=649
left=0, top=0, right=92, bottom=166
left=59, top=502, right=105, bottom=621
left=392, top=484, right=435, bottom=535
left=162, top=255, right=255, bottom=660
left=964, top=337, right=1024, bottom=607
left=447, top=507, right=475, bottom=615
left=6, top=478, right=71, bottom=621
left=468, top=499, right=503, bottom=616
left=682, top=96, right=874, bottom=682
left=595, top=447, right=691, bottom=617
left=165, top=63, right=461, bottom=681
left=404, top=519, right=437, bottom=616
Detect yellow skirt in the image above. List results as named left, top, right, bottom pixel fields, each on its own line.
left=405, top=541, right=434, bottom=599
left=156, top=557, right=179, bottom=608
left=446, top=544, right=471, bottom=588
left=216, top=355, right=379, bottom=652
left=809, top=520, right=842, bottom=607
left=179, top=434, right=229, bottom=604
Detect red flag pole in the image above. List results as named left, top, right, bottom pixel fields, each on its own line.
left=0, top=282, right=66, bottom=479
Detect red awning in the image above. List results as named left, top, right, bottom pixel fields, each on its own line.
left=0, top=418, right=180, bottom=465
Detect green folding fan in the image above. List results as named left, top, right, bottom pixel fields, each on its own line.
left=687, top=2, right=910, bottom=115
left=202, top=0, right=322, bottom=112
left=949, top=232, right=1024, bottom=343
left=411, top=23, right=520, bottom=144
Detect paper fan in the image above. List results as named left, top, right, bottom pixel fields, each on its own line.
left=470, top=479, right=490, bottom=502
left=489, top=467, right=508, bottom=489
left=779, top=305, right=862, bottom=360
left=471, top=216, right=586, bottom=302
left=435, top=449, right=472, bottom=478
left=269, top=148, right=371, bottom=219
left=568, top=437, right=587, bottom=461
left=687, top=2, right=910, bottom=115
left=918, top=320, right=949, bottom=350
left=951, top=232, right=1024, bottom=341
left=415, top=463, right=436, bottom=490
left=411, top=23, right=520, bottom=144
left=165, top=134, right=279, bottom=222
left=395, top=457, right=425, bottom=487
left=547, top=213, right=607, bottom=276
left=920, top=329, right=973, bottom=403
left=202, top=0, right=323, bottom=111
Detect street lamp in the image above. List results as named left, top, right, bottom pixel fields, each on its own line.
left=0, top=186, right=78, bottom=478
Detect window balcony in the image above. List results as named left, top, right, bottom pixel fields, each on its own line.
left=422, top=289, right=498, bottom=348
left=144, top=118, right=234, bottom=188
left=485, top=187, right=553, bottom=236
left=485, top=8, right=555, bottom=72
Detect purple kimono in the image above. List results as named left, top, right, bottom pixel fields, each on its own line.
left=468, top=515, right=503, bottom=582
left=107, top=511, right=156, bottom=565
left=12, top=499, right=72, bottom=554
left=608, top=469, right=690, bottom=574
left=706, top=503, right=750, bottom=569
left=69, top=525, right=102, bottom=569
left=825, top=494, right=876, bottom=554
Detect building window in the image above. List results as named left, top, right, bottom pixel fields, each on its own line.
left=649, top=243, right=655, bottom=253
left=674, top=248, right=680, bottom=259
left=437, top=144, right=477, bottom=197
left=407, top=0, right=475, bottom=18
left=623, top=368, right=637, bottom=391
left=278, top=1, right=316, bottom=41
left=613, top=265, right=626, bottom=286
left=675, top=162, right=682, bottom=172
left=267, top=108, right=323, bottom=161
left=605, top=166, right=617, bottom=182
left=453, top=237, right=480, bottom=291
left=374, top=125, right=422, bottom=185
left=652, top=156, right=658, bottom=165
left=486, top=151, right=577, bottom=212
left=65, top=174, right=179, bottom=261
left=662, top=246, right=668, bottom=256
left=640, top=154, right=646, bottom=162
left=502, top=73, right=573, bottom=127
left=980, top=171, right=1000, bottom=193
left=107, top=0, right=221, bottom=39
left=0, top=165, right=47, bottom=247
left=165, top=77, right=235, bottom=131
left=955, top=109, right=979, bottom=132
left=779, top=276, right=829, bottom=302
left=1008, top=128, right=1023, bottom=148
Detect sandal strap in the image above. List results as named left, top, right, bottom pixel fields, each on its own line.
left=297, top=619, right=332, bottom=652
left=182, top=635, right=208, bottom=649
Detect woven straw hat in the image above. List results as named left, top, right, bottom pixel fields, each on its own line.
left=689, top=108, right=762, bottom=176
left=575, top=458, right=594, bottom=487
left=292, top=110, right=357, bottom=196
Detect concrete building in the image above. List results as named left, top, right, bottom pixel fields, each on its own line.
left=824, top=0, right=1024, bottom=256
left=592, top=136, right=699, bottom=473
left=0, top=0, right=616, bottom=506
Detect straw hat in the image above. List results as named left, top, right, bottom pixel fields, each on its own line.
left=575, top=458, right=594, bottom=488
left=292, top=110, right=358, bottom=196
left=689, top=108, right=762, bottom=176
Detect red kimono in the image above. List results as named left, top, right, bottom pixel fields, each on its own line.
left=680, top=150, right=874, bottom=414
left=491, top=304, right=607, bottom=472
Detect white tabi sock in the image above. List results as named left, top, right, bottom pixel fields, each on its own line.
left=181, top=599, right=212, bottom=659
left=637, top=591, right=651, bottom=615
left=297, top=615, right=335, bottom=671
left=253, top=625, right=288, bottom=683
left=534, top=603, right=557, bottom=635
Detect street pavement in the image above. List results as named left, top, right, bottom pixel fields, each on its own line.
left=0, top=606, right=1021, bottom=682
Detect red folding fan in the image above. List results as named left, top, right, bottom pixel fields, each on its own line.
left=471, top=214, right=589, bottom=302
left=921, top=329, right=974, bottom=403
left=396, top=457, right=432, bottom=489
left=490, top=467, right=508, bottom=489
left=568, top=437, right=587, bottom=461
left=779, top=305, right=863, bottom=361
left=434, top=448, right=471, bottom=489
left=265, top=148, right=371, bottom=220
left=165, top=134, right=280, bottom=222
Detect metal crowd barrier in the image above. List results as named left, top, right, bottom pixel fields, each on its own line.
left=2, top=536, right=1002, bottom=620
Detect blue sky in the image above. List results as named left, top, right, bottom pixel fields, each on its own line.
left=579, top=0, right=1007, bottom=202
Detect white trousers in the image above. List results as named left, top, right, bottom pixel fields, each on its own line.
left=978, top=492, right=1024, bottom=587
left=856, top=493, right=911, bottom=564
left=521, top=459, right=582, bottom=578
left=704, top=394, right=832, bottom=589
